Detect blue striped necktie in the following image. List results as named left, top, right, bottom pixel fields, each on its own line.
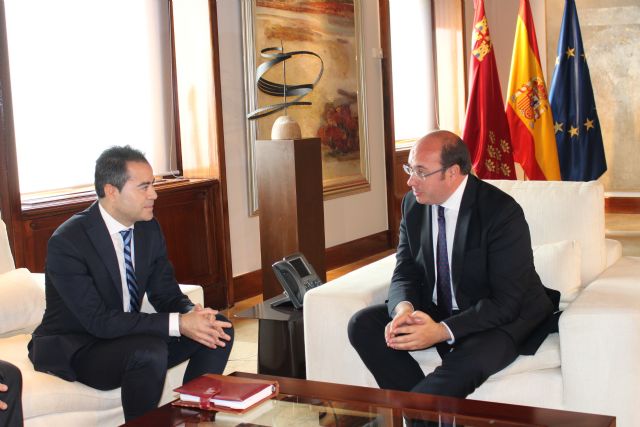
left=119, top=229, right=140, bottom=313
left=436, top=206, right=453, bottom=317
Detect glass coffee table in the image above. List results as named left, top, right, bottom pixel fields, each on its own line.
left=122, top=372, right=615, bottom=426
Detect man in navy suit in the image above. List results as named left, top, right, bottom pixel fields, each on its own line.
left=29, top=146, right=234, bottom=421
left=349, top=130, right=558, bottom=399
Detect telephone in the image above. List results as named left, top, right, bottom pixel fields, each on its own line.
left=271, top=253, right=323, bottom=309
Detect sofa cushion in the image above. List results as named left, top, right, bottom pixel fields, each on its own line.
left=487, top=180, right=605, bottom=286
left=0, top=268, right=45, bottom=336
left=1, top=334, right=122, bottom=418
left=410, top=333, right=560, bottom=380
left=2, top=332, right=186, bottom=420
left=533, top=240, right=581, bottom=307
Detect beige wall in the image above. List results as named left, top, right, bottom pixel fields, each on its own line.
left=463, top=0, right=547, bottom=104
left=546, top=0, right=640, bottom=191
left=217, top=0, right=389, bottom=276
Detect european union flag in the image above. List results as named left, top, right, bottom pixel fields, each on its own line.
left=549, top=0, right=606, bottom=181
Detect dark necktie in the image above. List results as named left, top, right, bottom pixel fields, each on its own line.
left=120, top=229, right=140, bottom=313
left=436, top=206, right=453, bottom=317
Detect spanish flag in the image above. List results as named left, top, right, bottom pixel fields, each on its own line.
left=505, top=0, right=561, bottom=180
left=462, top=0, right=516, bottom=179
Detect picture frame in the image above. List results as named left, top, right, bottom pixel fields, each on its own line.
left=241, top=0, right=370, bottom=215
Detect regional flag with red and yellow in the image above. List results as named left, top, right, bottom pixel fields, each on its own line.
left=505, top=0, right=561, bottom=180
left=462, top=0, right=516, bottom=179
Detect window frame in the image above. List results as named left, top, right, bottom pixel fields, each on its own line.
left=0, top=0, right=230, bottom=274
left=3, top=0, right=184, bottom=202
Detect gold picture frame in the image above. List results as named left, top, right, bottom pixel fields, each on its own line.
left=241, top=0, right=370, bottom=215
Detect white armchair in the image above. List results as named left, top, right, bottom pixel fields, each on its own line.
left=0, top=217, right=203, bottom=426
left=304, top=180, right=640, bottom=427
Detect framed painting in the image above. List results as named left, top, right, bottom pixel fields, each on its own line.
left=242, top=0, right=370, bottom=214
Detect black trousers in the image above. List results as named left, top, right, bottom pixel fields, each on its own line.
left=71, top=314, right=234, bottom=422
left=0, top=360, right=23, bottom=427
left=348, top=304, right=518, bottom=398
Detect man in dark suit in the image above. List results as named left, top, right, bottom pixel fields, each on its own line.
left=0, top=360, right=23, bottom=427
left=28, top=146, right=234, bottom=421
left=348, top=130, right=558, bottom=399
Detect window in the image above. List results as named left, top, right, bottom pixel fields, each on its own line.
left=4, top=0, right=178, bottom=197
left=389, top=0, right=436, bottom=147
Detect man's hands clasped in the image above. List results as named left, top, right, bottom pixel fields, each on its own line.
left=179, top=304, right=232, bottom=349
left=385, top=305, right=451, bottom=351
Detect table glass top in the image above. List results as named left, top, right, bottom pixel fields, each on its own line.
left=123, top=373, right=615, bottom=427
left=168, top=392, right=545, bottom=426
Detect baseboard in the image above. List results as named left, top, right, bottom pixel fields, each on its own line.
left=231, top=230, right=392, bottom=303
left=232, top=269, right=263, bottom=303
left=325, top=230, right=391, bottom=270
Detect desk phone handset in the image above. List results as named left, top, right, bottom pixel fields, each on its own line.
left=271, top=253, right=323, bottom=309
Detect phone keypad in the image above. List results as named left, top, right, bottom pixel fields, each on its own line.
left=303, top=278, right=323, bottom=290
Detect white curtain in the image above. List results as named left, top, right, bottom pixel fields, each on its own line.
left=432, top=0, right=466, bottom=135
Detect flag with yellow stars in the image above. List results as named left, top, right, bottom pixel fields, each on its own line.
left=505, top=0, right=561, bottom=180
left=549, top=0, right=607, bottom=181
left=462, top=0, right=516, bottom=179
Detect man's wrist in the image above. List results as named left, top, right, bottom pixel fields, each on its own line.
left=440, top=321, right=455, bottom=344
left=392, top=301, right=414, bottom=318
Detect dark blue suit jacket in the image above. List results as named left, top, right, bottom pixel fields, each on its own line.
left=388, top=176, right=559, bottom=355
left=29, top=202, right=194, bottom=381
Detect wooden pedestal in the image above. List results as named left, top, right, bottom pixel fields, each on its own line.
left=256, top=138, right=326, bottom=299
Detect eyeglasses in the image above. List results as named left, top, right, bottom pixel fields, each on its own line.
left=402, top=164, right=447, bottom=180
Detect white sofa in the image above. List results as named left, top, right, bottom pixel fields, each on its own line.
left=304, top=180, right=640, bottom=427
left=0, top=218, right=200, bottom=426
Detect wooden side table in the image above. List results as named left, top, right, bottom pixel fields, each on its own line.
left=234, top=295, right=305, bottom=379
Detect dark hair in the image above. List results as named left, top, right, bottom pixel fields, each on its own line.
left=94, top=146, right=148, bottom=198
left=440, top=134, right=472, bottom=175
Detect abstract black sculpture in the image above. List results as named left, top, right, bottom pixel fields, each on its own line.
left=247, top=43, right=323, bottom=139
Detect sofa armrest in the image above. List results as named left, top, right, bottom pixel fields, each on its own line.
left=31, top=272, right=45, bottom=288
left=31, top=274, right=203, bottom=315
left=140, top=284, right=204, bottom=314
left=559, top=256, right=640, bottom=426
left=304, top=254, right=396, bottom=386
left=604, top=238, right=622, bottom=268
left=179, top=284, right=204, bottom=306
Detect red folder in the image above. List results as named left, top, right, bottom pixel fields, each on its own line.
left=172, top=374, right=279, bottom=414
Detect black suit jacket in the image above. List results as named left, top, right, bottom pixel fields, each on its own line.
left=388, top=176, right=558, bottom=355
left=28, top=202, right=194, bottom=381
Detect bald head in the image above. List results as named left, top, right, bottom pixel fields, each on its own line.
left=406, top=130, right=471, bottom=205
left=413, top=130, right=472, bottom=175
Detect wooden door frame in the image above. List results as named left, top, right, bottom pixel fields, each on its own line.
left=378, top=0, right=401, bottom=248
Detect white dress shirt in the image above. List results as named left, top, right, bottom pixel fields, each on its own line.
left=394, top=175, right=469, bottom=343
left=431, top=175, right=468, bottom=310
left=98, top=203, right=181, bottom=336
left=431, top=176, right=468, bottom=343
